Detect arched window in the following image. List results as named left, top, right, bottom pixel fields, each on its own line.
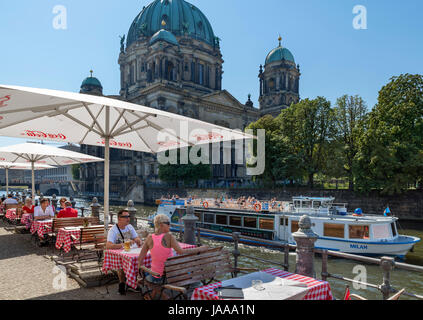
left=268, top=78, right=275, bottom=91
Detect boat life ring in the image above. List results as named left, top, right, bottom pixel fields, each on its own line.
left=203, top=201, right=209, bottom=209
left=254, top=203, right=262, bottom=212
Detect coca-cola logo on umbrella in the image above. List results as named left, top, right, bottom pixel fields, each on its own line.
left=97, top=140, right=133, bottom=149
left=0, top=95, right=11, bottom=107
left=193, top=132, right=224, bottom=142
left=21, top=130, right=67, bottom=140
left=158, top=140, right=180, bottom=148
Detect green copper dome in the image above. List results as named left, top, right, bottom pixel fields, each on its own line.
left=150, top=29, right=179, bottom=46
left=127, top=0, right=216, bottom=48
left=265, top=46, right=295, bottom=65
left=81, top=76, right=103, bottom=89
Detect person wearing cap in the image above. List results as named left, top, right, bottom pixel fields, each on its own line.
left=3, top=194, right=18, bottom=205
left=57, top=201, right=78, bottom=218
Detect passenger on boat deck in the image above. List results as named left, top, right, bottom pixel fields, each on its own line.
left=4, top=194, right=18, bottom=205
left=22, top=198, right=35, bottom=215
left=137, top=214, right=208, bottom=300
left=34, top=198, right=55, bottom=221
left=106, top=209, right=142, bottom=295
left=57, top=201, right=78, bottom=218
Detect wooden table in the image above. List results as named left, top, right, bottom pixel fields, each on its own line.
left=191, top=268, right=334, bottom=300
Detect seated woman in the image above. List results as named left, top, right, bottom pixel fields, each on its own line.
left=137, top=214, right=207, bottom=300
left=22, top=198, right=35, bottom=217
left=57, top=201, right=78, bottom=218
left=57, top=197, right=67, bottom=212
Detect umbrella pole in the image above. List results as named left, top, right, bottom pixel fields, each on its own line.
left=104, top=137, right=110, bottom=232
left=31, top=162, right=35, bottom=202
left=5, top=168, right=8, bottom=195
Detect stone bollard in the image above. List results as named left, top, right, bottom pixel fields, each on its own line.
left=380, top=256, right=395, bottom=300
left=70, top=196, right=76, bottom=208
left=182, top=205, right=198, bottom=245
left=51, top=194, right=58, bottom=210
left=126, top=200, right=137, bottom=229
left=292, top=215, right=318, bottom=278
left=91, top=197, right=101, bottom=219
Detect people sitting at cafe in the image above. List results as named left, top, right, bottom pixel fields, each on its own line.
left=137, top=214, right=207, bottom=300
left=57, top=201, right=78, bottom=218
left=22, top=198, right=35, bottom=215
left=106, top=210, right=142, bottom=295
left=34, top=198, right=55, bottom=221
left=3, top=194, right=18, bottom=205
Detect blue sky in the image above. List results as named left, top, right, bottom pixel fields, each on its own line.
left=0, top=0, right=422, bottom=146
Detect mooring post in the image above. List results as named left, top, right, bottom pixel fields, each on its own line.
left=380, top=256, right=395, bottom=300
left=232, top=232, right=241, bottom=277
left=196, top=227, right=202, bottom=247
left=182, top=205, right=198, bottom=245
left=90, top=197, right=100, bottom=219
left=126, top=200, right=137, bottom=229
left=292, top=215, right=318, bottom=278
left=321, top=250, right=328, bottom=281
left=284, top=245, right=290, bottom=271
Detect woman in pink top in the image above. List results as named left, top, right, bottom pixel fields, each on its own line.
left=137, top=214, right=207, bottom=300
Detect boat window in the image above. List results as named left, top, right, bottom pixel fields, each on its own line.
left=194, top=212, right=202, bottom=222
left=349, top=225, right=370, bottom=239
left=280, top=217, right=288, bottom=226
left=302, top=201, right=311, bottom=208
left=204, top=213, right=214, bottom=224
left=259, top=218, right=274, bottom=230
left=216, top=215, right=227, bottom=225
left=229, top=216, right=242, bottom=227
left=373, top=224, right=390, bottom=239
left=294, top=200, right=301, bottom=208
left=291, top=220, right=299, bottom=233
left=324, top=223, right=345, bottom=238
left=244, top=217, right=257, bottom=228
left=391, top=223, right=397, bottom=237
left=313, top=201, right=321, bottom=208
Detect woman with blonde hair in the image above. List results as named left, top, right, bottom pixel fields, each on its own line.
left=137, top=214, right=207, bottom=299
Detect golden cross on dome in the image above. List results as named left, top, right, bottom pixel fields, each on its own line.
left=278, top=35, right=282, bottom=46
left=161, top=20, right=167, bottom=27
left=90, top=70, right=93, bottom=77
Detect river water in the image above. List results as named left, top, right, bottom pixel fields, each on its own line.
left=9, top=193, right=423, bottom=300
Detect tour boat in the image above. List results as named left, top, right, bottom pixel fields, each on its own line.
left=148, top=197, right=420, bottom=260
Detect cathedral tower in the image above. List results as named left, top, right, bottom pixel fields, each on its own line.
left=259, top=37, right=300, bottom=117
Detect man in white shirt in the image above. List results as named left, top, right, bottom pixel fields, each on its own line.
left=3, top=194, right=18, bottom=205
left=106, top=210, right=142, bottom=295
left=34, top=198, right=55, bottom=221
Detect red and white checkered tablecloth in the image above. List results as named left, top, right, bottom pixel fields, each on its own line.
left=102, top=243, right=196, bottom=289
left=21, top=214, right=32, bottom=229
left=30, top=220, right=53, bottom=239
left=55, top=228, right=82, bottom=253
left=191, top=268, right=334, bottom=300
left=5, top=209, right=18, bottom=221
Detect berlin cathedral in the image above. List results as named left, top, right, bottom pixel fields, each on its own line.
left=79, top=0, right=300, bottom=196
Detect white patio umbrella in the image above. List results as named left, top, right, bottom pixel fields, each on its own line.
left=0, top=84, right=254, bottom=230
left=0, top=143, right=103, bottom=201
left=0, top=161, right=54, bottom=195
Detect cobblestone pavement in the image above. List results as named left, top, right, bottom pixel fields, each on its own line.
left=0, top=221, right=141, bottom=300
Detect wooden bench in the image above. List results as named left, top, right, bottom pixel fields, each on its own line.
left=139, top=246, right=257, bottom=300
left=46, top=217, right=100, bottom=246
left=71, top=226, right=107, bottom=262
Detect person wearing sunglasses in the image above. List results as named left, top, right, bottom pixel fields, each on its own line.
left=106, top=209, right=142, bottom=295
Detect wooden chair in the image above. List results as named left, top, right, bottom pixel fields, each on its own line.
left=46, top=216, right=100, bottom=246
left=139, top=246, right=257, bottom=300
left=71, top=226, right=107, bottom=262
left=343, top=285, right=406, bottom=300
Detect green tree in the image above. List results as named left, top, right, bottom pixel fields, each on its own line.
left=355, top=74, right=423, bottom=194
left=333, top=95, right=368, bottom=190
left=158, top=147, right=211, bottom=187
left=278, top=97, right=335, bottom=188
left=71, top=164, right=80, bottom=180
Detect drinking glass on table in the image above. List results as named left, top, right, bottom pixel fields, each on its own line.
left=252, top=280, right=265, bottom=291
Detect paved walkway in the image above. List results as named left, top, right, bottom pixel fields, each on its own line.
left=0, top=221, right=140, bottom=300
